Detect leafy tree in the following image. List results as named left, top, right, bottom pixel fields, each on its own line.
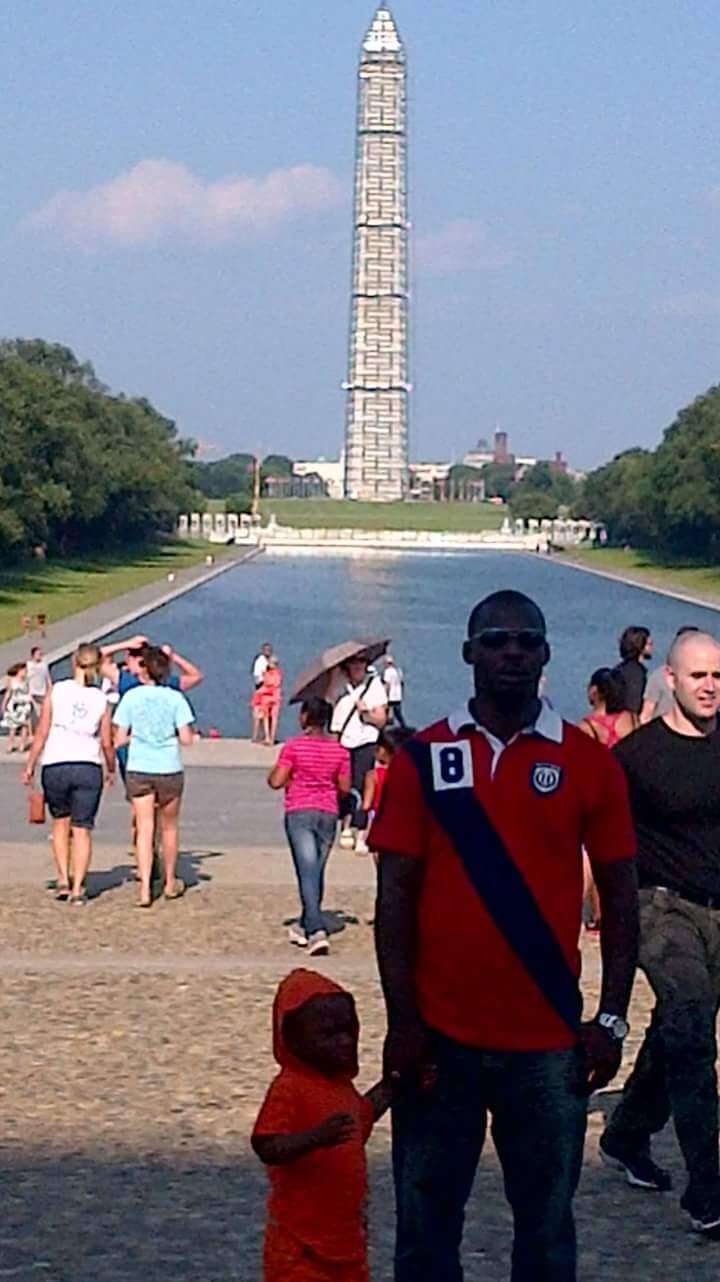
left=481, top=462, right=516, bottom=501
left=510, top=462, right=580, bottom=520
left=192, top=453, right=255, bottom=498
left=580, top=448, right=656, bottom=545
left=651, top=387, right=720, bottom=557
left=0, top=339, right=199, bottom=559
left=261, top=453, right=294, bottom=479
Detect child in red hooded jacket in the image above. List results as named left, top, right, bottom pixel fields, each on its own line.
left=252, top=969, right=391, bottom=1282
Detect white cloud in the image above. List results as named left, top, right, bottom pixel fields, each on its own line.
left=657, top=291, right=720, bottom=317
left=415, top=219, right=513, bottom=274
left=26, top=158, right=345, bottom=248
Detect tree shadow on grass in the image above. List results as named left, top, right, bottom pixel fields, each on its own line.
left=0, top=545, right=196, bottom=610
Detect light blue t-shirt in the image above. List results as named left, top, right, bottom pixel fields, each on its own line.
left=113, top=685, right=194, bottom=775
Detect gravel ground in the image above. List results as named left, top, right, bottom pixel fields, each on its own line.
left=0, top=869, right=718, bottom=1281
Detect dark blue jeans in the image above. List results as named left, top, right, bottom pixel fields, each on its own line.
left=392, top=1032, right=587, bottom=1282
left=284, top=809, right=338, bottom=937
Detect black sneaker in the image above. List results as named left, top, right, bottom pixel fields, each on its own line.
left=680, top=1188, right=720, bottom=1238
left=599, top=1133, right=673, bottom=1191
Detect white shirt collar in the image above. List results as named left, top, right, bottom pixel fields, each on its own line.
left=446, top=699, right=563, bottom=744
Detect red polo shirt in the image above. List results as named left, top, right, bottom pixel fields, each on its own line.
left=370, top=703, right=636, bottom=1051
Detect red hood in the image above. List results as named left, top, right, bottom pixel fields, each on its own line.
left=272, top=968, right=349, bottom=1070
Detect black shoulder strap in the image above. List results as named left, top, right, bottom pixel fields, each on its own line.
left=404, top=739, right=581, bottom=1035
left=338, top=677, right=373, bottom=740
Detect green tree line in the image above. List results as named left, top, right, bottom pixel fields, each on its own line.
left=191, top=452, right=294, bottom=512
left=581, top=384, right=720, bottom=558
left=0, top=339, right=199, bottom=560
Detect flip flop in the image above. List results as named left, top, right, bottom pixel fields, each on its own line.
left=54, top=885, right=70, bottom=902
left=135, top=898, right=152, bottom=910
left=164, top=878, right=186, bottom=901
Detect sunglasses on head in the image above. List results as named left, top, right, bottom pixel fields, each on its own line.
left=471, top=628, right=546, bottom=652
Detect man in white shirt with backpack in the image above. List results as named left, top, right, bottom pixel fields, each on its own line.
left=331, top=656, right=388, bottom=851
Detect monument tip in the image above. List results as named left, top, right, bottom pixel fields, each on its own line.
left=363, top=5, right=404, bottom=56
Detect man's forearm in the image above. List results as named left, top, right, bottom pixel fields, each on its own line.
left=375, top=853, right=422, bottom=1027
left=594, top=860, right=639, bottom=1017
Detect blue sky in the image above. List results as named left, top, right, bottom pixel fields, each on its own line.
left=3, top=0, right=720, bottom=469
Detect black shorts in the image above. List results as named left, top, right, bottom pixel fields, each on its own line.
left=41, top=763, right=103, bottom=830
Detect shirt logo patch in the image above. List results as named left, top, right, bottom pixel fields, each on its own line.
left=431, top=740, right=474, bottom=792
left=531, top=763, right=563, bottom=796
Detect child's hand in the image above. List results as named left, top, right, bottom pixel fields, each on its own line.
left=312, top=1113, right=357, bottom=1148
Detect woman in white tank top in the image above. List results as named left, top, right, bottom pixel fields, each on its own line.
left=23, top=644, right=116, bottom=903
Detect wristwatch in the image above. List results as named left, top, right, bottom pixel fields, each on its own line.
left=596, top=1013, right=629, bottom=1042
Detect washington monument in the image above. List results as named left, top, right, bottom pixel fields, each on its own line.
left=343, top=6, right=410, bottom=501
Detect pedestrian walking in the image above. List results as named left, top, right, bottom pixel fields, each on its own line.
left=268, top=697, right=351, bottom=956
left=355, top=724, right=415, bottom=857
left=371, top=589, right=639, bottom=1282
left=383, top=656, right=407, bottom=728
left=252, top=969, right=391, bottom=1282
left=600, top=629, right=720, bottom=1238
left=112, top=647, right=195, bottom=909
left=578, top=668, right=639, bottom=932
left=331, top=656, right=388, bottom=851
left=22, top=644, right=115, bottom=903
left=101, top=635, right=203, bottom=783
left=253, top=655, right=283, bottom=747
left=613, top=625, right=653, bottom=715
left=640, top=625, right=699, bottom=722
left=252, top=646, right=274, bottom=748
left=1, top=662, right=34, bottom=752
left=27, top=645, right=51, bottom=727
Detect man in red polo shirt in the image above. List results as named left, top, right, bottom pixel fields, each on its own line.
left=371, top=590, right=639, bottom=1282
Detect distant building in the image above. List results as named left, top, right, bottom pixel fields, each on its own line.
left=463, top=429, right=541, bottom=478
left=293, top=456, right=345, bottom=500
left=409, top=461, right=451, bottom=500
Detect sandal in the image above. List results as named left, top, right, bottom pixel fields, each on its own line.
left=69, top=892, right=87, bottom=906
left=164, top=878, right=186, bottom=901
left=135, top=897, right=152, bottom=910
left=54, top=885, right=70, bottom=902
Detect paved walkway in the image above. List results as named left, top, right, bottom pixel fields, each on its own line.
left=0, top=547, right=259, bottom=679
left=1, top=758, right=719, bottom=1281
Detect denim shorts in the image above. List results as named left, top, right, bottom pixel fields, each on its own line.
left=42, top=763, right=104, bottom=829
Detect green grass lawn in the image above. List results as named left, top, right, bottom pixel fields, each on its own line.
left=564, top=545, right=720, bottom=603
left=0, top=541, right=226, bottom=644
left=259, top=499, right=506, bottom=532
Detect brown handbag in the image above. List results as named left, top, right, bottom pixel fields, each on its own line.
left=28, top=790, right=46, bottom=824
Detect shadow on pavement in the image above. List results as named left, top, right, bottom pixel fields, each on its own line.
left=83, top=850, right=226, bottom=901
left=1, top=1152, right=266, bottom=1282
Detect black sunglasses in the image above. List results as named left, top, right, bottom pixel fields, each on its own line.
left=471, top=629, right=546, bottom=652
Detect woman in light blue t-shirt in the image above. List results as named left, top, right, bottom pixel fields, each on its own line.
left=113, top=647, right=194, bottom=908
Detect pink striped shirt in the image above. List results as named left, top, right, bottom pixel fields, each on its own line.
left=277, top=735, right=351, bottom=815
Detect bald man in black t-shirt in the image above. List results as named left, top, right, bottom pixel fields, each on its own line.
left=601, top=630, right=720, bottom=1239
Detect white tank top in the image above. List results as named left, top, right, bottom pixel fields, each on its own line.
left=42, top=679, right=107, bottom=767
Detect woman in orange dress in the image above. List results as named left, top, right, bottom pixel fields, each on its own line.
left=254, top=656, right=283, bottom=747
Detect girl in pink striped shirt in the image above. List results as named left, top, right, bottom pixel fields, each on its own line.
left=268, top=698, right=351, bottom=957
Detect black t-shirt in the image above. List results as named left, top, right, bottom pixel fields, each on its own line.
left=613, top=657, right=647, bottom=715
left=614, top=718, right=720, bottom=897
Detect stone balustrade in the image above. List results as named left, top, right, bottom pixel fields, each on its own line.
left=177, top=513, right=605, bottom=551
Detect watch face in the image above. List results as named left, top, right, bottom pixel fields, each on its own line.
left=600, top=1014, right=629, bottom=1040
